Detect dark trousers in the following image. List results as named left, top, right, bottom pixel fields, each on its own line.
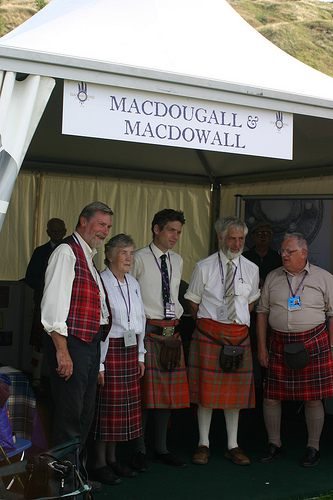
left=45, top=328, right=102, bottom=448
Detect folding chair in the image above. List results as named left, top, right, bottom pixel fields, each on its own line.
left=0, top=438, right=31, bottom=499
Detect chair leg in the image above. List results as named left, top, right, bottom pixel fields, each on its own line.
left=0, top=444, right=25, bottom=490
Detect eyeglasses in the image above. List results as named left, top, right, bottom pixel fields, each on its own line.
left=254, top=231, right=272, bottom=236
left=278, top=249, right=299, bottom=256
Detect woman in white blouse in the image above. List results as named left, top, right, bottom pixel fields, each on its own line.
left=92, top=234, right=146, bottom=485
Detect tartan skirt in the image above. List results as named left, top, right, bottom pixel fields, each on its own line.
left=141, top=331, right=190, bottom=409
left=265, top=323, right=333, bottom=401
left=93, top=338, right=142, bottom=441
left=188, top=318, right=255, bottom=409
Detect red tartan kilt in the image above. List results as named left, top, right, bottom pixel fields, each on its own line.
left=265, top=324, right=333, bottom=401
left=93, top=338, right=142, bottom=441
left=141, top=331, right=190, bottom=409
left=187, top=318, right=255, bottom=409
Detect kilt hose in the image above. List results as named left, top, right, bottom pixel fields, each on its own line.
left=93, top=338, right=142, bottom=442
left=265, top=323, right=333, bottom=401
left=141, top=329, right=190, bottom=409
left=188, top=317, right=255, bottom=409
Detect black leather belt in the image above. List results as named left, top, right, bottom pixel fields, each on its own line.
left=146, top=323, right=180, bottom=337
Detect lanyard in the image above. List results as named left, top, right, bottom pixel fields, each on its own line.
left=149, top=244, right=172, bottom=299
left=286, top=271, right=307, bottom=297
left=112, top=273, right=131, bottom=325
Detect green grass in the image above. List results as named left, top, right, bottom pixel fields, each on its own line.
left=0, top=15, right=4, bottom=37
left=227, top=0, right=333, bottom=77
left=305, top=495, right=333, bottom=500
left=35, top=0, right=47, bottom=10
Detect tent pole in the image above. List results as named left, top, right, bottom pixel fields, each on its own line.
left=235, top=194, right=242, bottom=218
left=209, top=182, right=221, bottom=254
left=33, top=173, right=42, bottom=248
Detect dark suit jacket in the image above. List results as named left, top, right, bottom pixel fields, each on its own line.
left=25, top=241, right=54, bottom=303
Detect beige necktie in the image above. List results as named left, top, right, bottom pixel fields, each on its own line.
left=225, top=260, right=237, bottom=322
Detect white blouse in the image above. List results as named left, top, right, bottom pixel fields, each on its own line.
left=99, top=267, right=146, bottom=370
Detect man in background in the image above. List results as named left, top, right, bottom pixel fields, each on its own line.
left=25, top=218, right=67, bottom=392
left=243, top=221, right=281, bottom=287
left=243, top=221, right=282, bottom=389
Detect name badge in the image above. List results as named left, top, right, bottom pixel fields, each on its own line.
left=101, top=298, right=109, bottom=319
left=288, top=296, right=302, bottom=311
left=124, top=330, right=137, bottom=347
left=165, top=302, right=175, bottom=319
left=217, top=304, right=228, bottom=321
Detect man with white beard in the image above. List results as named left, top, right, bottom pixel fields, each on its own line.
left=185, top=216, right=260, bottom=467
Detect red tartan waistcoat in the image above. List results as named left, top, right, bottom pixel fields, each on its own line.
left=65, top=236, right=111, bottom=343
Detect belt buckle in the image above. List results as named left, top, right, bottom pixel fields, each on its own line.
left=162, top=326, right=175, bottom=337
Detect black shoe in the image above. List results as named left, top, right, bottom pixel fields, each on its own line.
left=259, top=443, right=282, bottom=463
left=109, top=461, right=137, bottom=478
left=300, top=446, right=320, bottom=467
left=132, top=451, right=148, bottom=472
left=91, top=466, right=121, bottom=485
left=154, top=452, right=187, bottom=468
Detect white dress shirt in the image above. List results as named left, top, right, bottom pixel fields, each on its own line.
left=184, top=250, right=260, bottom=327
left=99, top=268, right=146, bottom=370
left=41, top=231, right=108, bottom=336
left=130, top=242, right=183, bottom=320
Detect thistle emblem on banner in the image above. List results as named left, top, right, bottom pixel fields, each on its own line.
left=275, top=111, right=284, bottom=130
left=77, top=82, right=88, bottom=103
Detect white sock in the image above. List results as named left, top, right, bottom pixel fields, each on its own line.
left=224, top=409, right=239, bottom=450
left=197, top=405, right=213, bottom=447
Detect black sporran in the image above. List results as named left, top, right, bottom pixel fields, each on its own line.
left=219, top=345, right=244, bottom=372
left=160, top=337, right=182, bottom=371
left=283, top=341, right=309, bottom=371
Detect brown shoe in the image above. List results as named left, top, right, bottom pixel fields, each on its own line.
left=192, top=445, right=210, bottom=465
left=224, top=447, right=250, bottom=466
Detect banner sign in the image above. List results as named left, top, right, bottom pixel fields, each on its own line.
left=63, top=81, right=293, bottom=160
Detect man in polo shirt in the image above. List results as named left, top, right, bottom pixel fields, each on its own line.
left=185, top=215, right=260, bottom=466
left=41, top=202, right=113, bottom=450
left=257, top=232, right=333, bottom=467
left=130, top=208, right=189, bottom=471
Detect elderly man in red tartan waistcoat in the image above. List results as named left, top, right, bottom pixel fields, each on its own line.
left=257, top=232, right=333, bottom=468
left=41, top=202, right=113, bottom=453
left=185, top=215, right=260, bottom=467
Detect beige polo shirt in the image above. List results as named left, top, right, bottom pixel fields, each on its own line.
left=256, top=261, right=333, bottom=332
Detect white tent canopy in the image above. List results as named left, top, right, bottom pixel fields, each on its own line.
left=1, top=0, right=333, bottom=111
left=0, top=72, right=54, bottom=230
left=0, top=0, right=333, bottom=219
